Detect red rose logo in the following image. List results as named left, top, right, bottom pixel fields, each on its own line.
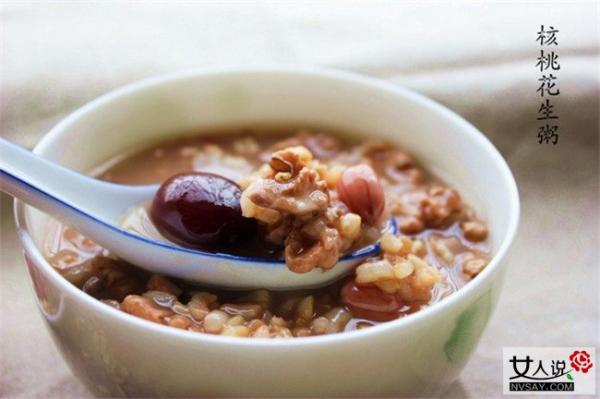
left=569, top=350, right=594, bottom=373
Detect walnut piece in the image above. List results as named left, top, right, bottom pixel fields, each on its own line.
left=241, top=146, right=365, bottom=273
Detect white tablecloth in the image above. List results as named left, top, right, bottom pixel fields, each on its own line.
left=1, top=1, right=598, bottom=397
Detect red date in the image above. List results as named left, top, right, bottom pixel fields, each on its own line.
left=340, top=280, right=400, bottom=321
left=150, top=172, right=255, bottom=248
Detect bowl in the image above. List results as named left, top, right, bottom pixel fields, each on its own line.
left=14, top=66, right=519, bottom=397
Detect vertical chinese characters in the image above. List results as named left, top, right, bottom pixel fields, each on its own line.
left=536, top=25, right=561, bottom=144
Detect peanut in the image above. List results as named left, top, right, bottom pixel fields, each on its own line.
left=337, top=164, right=385, bottom=225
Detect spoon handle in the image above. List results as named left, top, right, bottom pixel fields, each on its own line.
left=0, top=137, right=152, bottom=223
left=0, top=137, right=109, bottom=218
left=0, top=138, right=158, bottom=227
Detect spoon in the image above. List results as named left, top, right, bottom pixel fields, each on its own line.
left=1, top=138, right=394, bottom=290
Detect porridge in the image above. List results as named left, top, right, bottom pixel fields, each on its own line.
left=45, top=128, right=490, bottom=337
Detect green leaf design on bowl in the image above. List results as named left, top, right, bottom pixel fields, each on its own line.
left=444, top=290, right=492, bottom=364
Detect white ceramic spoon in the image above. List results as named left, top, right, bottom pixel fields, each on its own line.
left=1, top=138, right=394, bottom=290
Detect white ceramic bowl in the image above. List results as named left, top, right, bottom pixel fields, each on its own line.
left=15, top=67, right=519, bottom=397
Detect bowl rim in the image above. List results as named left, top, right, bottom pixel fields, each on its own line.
left=14, top=65, right=520, bottom=347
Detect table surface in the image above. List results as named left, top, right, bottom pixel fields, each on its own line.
left=1, top=2, right=598, bottom=397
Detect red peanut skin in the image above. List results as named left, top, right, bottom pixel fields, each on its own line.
left=337, top=164, right=385, bottom=225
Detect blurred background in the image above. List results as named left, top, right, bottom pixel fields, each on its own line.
left=1, top=1, right=598, bottom=397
